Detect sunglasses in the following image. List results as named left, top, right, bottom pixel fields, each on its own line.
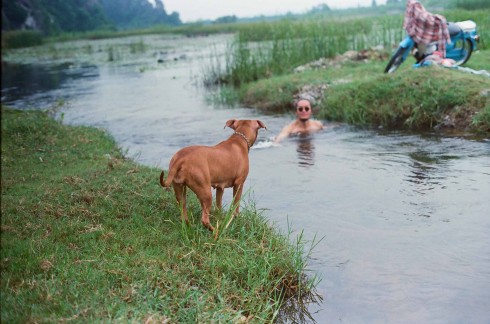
left=297, top=106, right=310, bottom=112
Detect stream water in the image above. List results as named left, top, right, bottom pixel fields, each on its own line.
left=2, top=34, right=489, bottom=323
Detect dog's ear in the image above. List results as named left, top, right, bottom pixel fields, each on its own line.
left=257, top=120, right=267, bottom=130
left=225, top=119, right=237, bottom=129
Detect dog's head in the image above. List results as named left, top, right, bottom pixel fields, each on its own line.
left=225, top=119, right=267, bottom=147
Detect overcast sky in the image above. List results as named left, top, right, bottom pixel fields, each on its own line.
left=157, top=0, right=388, bottom=22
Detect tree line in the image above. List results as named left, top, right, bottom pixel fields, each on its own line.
left=1, top=0, right=182, bottom=35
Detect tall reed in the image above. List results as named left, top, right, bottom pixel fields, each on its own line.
left=209, top=16, right=401, bottom=86
left=205, top=9, right=489, bottom=87
left=1, top=30, right=43, bottom=49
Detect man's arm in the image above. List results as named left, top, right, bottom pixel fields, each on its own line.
left=274, top=124, right=293, bottom=143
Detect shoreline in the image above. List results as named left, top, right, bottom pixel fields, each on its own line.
left=1, top=107, right=320, bottom=322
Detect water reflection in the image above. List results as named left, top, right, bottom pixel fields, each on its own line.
left=402, top=150, right=462, bottom=218
left=404, top=150, right=457, bottom=194
left=294, top=135, right=315, bottom=167
left=406, top=152, right=440, bottom=192
left=278, top=291, right=323, bottom=323
left=1, top=62, right=99, bottom=108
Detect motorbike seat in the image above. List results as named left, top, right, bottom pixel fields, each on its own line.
left=447, top=22, right=462, bottom=37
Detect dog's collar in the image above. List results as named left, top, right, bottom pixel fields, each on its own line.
left=233, top=131, right=251, bottom=151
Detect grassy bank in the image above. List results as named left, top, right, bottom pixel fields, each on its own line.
left=1, top=108, right=320, bottom=322
left=201, top=8, right=489, bottom=134
left=321, top=66, right=490, bottom=131
left=237, top=54, right=490, bottom=133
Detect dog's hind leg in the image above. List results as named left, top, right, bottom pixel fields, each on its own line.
left=194, top=187, right=214, bottom=231
left=173, top=183, right=189, bottom=225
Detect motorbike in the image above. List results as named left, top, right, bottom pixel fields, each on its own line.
left=384, top=20, right=480, bottom=73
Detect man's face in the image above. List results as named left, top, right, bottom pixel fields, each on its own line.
left=296, top=100, right=312, bottom=121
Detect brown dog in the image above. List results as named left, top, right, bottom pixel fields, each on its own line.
left=160, top=119, right=267, bottom=231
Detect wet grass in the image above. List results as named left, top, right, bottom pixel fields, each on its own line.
left=1, top=107, right=321, bottom=322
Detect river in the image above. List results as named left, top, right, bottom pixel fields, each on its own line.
left=2, top=34, right=490, bottom=323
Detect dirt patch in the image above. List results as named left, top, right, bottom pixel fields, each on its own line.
left=435, top=99, right=488, bottom=133
left=293, top=47, right=389, bottom=73
left=293, top=84, right=329, bottom=106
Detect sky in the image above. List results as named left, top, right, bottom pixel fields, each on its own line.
left=156, top=0, right=388, bottom=22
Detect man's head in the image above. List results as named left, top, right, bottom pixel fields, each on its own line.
left=295, top=99, right=312, bottom=122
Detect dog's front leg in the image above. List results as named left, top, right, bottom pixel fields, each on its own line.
left=232, top=184, right=243, bottom=215
left=224, top=184, right=243, bottom=230
left=215, top=187, right=224, bottom=210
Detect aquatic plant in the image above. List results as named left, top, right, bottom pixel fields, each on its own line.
left=129, top=39, right=147, bottom=54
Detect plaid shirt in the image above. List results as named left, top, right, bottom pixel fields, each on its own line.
left=403, top=0, right=450, bottom=57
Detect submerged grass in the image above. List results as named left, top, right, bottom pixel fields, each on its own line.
left=1, top=107, right=321, bottom=322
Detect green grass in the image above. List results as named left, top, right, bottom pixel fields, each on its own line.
left=203, top=9, right=489, bottom=87
left=1, top=107, right=321, bottom=322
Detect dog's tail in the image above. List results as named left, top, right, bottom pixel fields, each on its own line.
left=159, top=170, right=175, bottom=188
left=160, top=171, right=169, bottom=188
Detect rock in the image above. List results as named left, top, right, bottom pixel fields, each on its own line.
left=434, top=115, right=455, bottom=130
left=293, top=58, right=330, bottom=73
left=479, top=89, right=490, bottom=97
left=293, top=84, right=329, bottom=105
left=342, top=50, right=359, bottom=60
left=293, top=47, right=388, bottom=73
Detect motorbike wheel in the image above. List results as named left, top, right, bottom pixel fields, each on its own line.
left=452, top=38, right=473, bottom=66
left=384, top=46, right=409, bottom=73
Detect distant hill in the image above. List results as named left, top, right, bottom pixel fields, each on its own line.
left=100, top=0, right=181, bottom=30
left=1, top=0, right=182, bottom=35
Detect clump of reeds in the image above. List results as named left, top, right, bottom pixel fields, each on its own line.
left=2, top=30, right=43, bottom=49
left=206, top=15, right=403, bottom=87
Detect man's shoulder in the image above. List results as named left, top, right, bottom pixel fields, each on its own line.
left=310, top=119, right=324, bottom=129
